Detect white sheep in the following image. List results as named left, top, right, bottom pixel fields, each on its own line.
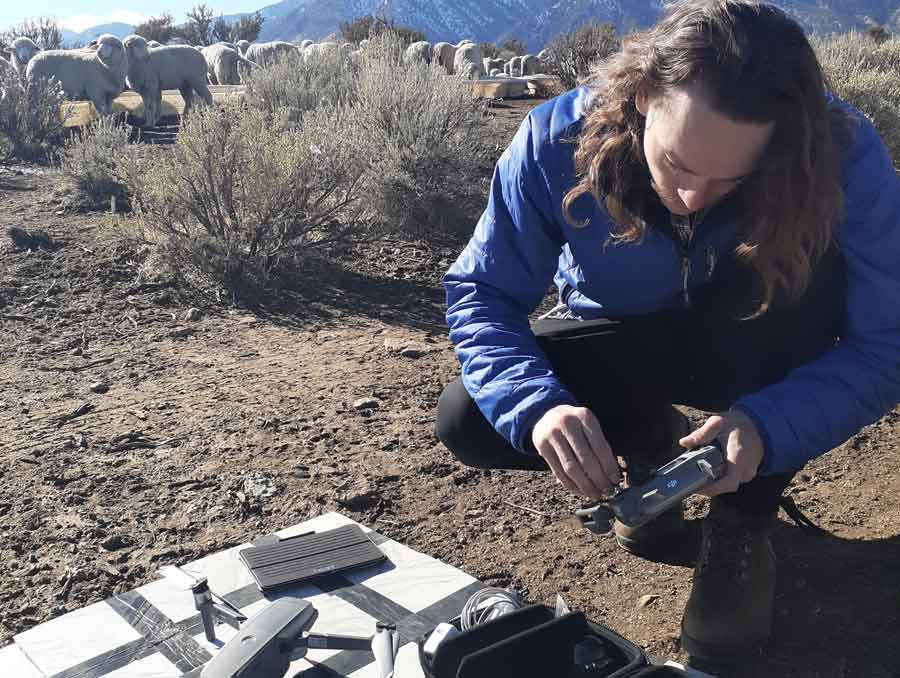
left=486, top=57, right=505, bottom=73
left=522, top=54, right=542, bottom=76
left=236, top=40, right=251, bottom=56
left=432, top=42, right=456, bottom=74
left=245, top=41, right=301, bottom=67
left=453, top=42, right=483, bottom=79
left=303, top=41, right=341, bottom=58
left=405, top=41, right=432, bottom=64
left=202, top=43, right=255, bottom=85
left=12, top=37, right=40, bottom=79
left=26, top=34, right=127, bottom=115
left=123, top=35, right=213, bottom=128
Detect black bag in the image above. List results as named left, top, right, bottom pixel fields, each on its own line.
left=417, top=604, right=691, bottom=678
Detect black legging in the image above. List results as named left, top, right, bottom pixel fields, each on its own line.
left=436, top=246, right=846, bottom=515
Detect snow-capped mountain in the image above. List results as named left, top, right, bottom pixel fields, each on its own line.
left=233, top=0, right=666, bottom=47
left=49, top=1, right=900, bottom=53
left=59, top=22, right=135, bottom=46
left=233, top=0, right=900, bottom=49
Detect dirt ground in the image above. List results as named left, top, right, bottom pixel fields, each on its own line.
left=1, top=98, right=899, bottom=678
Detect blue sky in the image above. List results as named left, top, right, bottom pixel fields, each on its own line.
left=2, top=3, right=256, bottom=32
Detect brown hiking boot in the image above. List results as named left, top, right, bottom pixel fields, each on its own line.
left=680, top=497, right=777, bottom=661
left=613, top=407, right=696, bottom=562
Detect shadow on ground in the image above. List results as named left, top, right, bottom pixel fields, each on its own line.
left=688, top=526, right=900, bottom=677
left=239, top=245, right=459, bottom=334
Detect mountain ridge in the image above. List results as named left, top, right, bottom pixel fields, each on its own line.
left=49, top=1, right=900, bottom=52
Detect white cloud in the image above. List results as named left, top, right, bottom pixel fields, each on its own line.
left=61, top=9, right=149, bottom=33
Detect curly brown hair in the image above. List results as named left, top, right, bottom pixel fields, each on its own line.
left=562, top=0, right=850, bottom=316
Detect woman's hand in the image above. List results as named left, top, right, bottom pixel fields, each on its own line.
left=678, top=410, right=765, bottom=497
left=531, top=405, right=622, bottom=501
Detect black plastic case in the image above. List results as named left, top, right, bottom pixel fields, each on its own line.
left=417, top=604, right=690, bottom=678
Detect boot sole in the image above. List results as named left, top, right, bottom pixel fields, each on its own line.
left=680, top=623, right=768, bottom=662
left=615, top=533, right=672, bottom=560
left=614, top=521, right=701, bottom=566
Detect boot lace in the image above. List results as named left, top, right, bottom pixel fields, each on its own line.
left=696, top=518, right=755, bottom=584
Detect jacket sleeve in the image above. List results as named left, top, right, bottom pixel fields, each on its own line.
left=444, top=113, right=578, bottom=453
left=735, top=114, right=900, bottom=475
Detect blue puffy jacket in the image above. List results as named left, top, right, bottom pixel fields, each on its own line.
left=444, top=86, right=900, bottom=475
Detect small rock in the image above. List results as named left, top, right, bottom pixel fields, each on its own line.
left=101, top=535, right=127, bottom=551
left=353, top=397, right=380, bottom=411
left=169, top=327, right=195, bottom=339
left=184, top=307, right=202, bottom=322
left=241, top=472, right=278, bottom=502
left=90, top=381, right=109, bottom=394
left=383, top=337, right=433, bottom=357
left=638, top=594, right=659, bottom=609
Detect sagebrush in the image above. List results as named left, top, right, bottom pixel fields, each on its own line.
left=815, top=33, right=900, bottom=167
left=133, top=30, right=496, bottom=293
left=124, top=100, right=370, bottom=291
left=354, top=33, right=494, bottom=235
left=0, top=69, right=68, bottom=162
left=543, top=22, right=620, bottom=90
left=244, top=47, right=358, bottom=123
left=59, top=116, right=132, bottom=208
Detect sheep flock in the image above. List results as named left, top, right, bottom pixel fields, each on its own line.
left=1, top=34, right=552, bottom=126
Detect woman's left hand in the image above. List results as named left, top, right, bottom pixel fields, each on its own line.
left=677, top=410, right=765, bottom=497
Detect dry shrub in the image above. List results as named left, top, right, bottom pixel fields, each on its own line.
left=0, top=69, right=67, bottom=162
left=243, top=47, right=357, bottom=124
left=123, top=100, right=370, bottom=292
left=815, top=34, right=900, bottom=167
left=814, top=33, right=900, bottom=78
left=119, top=30, right=499, bottom=295
left=543, top=22, right=620, bottom=90
left=354, top=33, right=495, bottom=235
left=58, top=115, right=133, bottom=209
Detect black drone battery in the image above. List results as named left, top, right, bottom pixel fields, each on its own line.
left=239, top=524, right=387, bottom=593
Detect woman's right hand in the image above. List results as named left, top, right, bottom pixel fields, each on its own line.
left=531, top=404, right=622, bottom=501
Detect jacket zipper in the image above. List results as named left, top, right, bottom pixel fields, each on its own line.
left=665, top=209, right=711, bottom=309
left=680, top=253, right=692, bottom=308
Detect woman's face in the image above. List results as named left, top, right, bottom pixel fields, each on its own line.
left=635, top=85, right=775, bottom=216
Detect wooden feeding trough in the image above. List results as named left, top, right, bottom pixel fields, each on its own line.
left=61, top=85, right=246, bottom=128
left=464, top=75, right=561, bottom=99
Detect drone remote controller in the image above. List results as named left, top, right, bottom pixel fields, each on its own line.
left=576, top=441, right=726, bottom=533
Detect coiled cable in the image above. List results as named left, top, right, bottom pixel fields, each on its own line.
left=460, top=587, right=524, bottom=630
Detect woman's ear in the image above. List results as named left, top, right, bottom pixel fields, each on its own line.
left=635, top=84, right=649, bottom=116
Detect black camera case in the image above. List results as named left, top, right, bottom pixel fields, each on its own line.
left=417, top=604, right=691, bottom=678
